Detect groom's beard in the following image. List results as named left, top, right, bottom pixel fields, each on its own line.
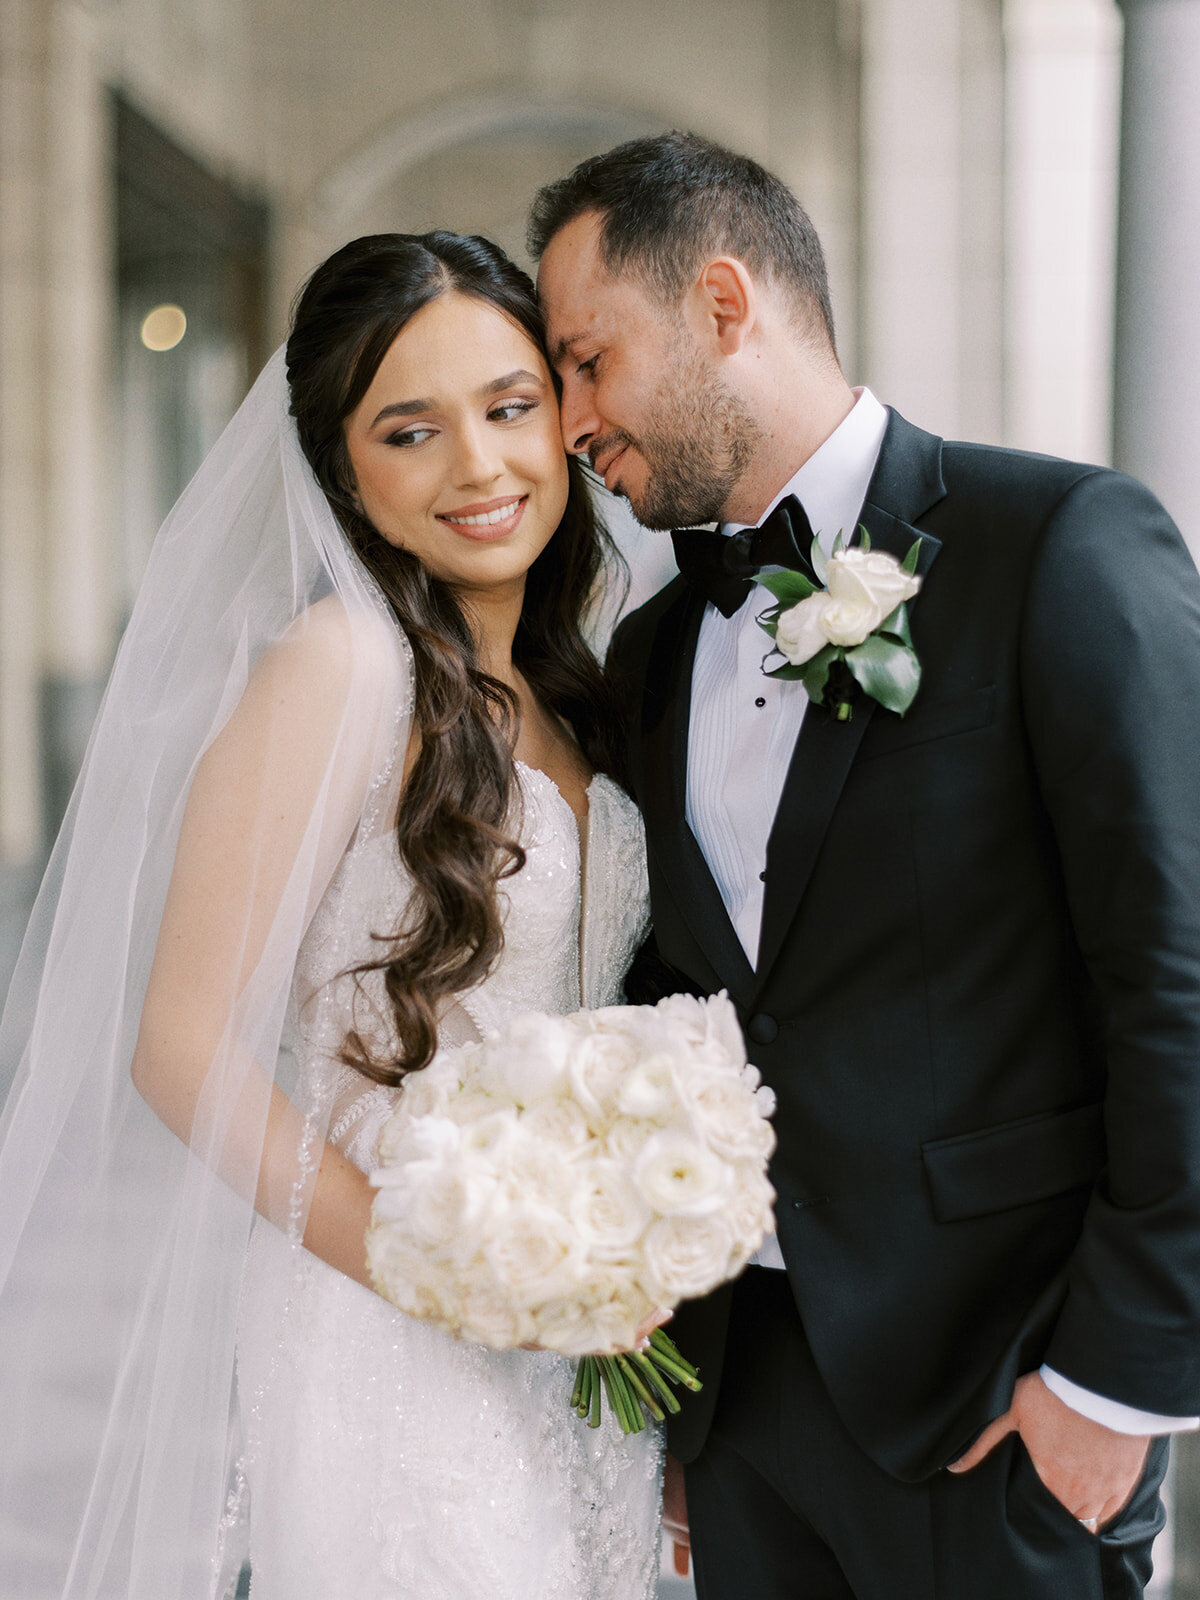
left=592, top=334, right=763, bottom=530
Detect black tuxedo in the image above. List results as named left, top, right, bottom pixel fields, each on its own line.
left=611, top=411, right=1200, bottom=1595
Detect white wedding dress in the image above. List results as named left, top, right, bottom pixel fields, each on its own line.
left=235, top=754, right=662, bottom=1600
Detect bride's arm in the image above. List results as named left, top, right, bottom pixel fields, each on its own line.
left=131, top=599, right=404, bottom=1290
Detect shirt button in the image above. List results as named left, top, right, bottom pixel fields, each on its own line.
left=755, top=696, right=766, bottom=708
left=747, top=1013, right=778, bottom=1045
left=759, top=870, right=767, bottom=881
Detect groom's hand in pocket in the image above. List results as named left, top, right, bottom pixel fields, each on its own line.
left=947, top=1371, right=1150, bottom=1531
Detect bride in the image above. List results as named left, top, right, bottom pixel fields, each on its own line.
left=0, top=233, right=661, bottom=1599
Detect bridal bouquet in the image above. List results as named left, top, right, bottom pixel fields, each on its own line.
left=367, top=991, right=776, bottom=1433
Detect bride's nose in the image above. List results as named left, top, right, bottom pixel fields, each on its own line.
left=452, top=417, right=504, bottom=489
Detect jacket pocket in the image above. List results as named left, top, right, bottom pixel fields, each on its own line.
left=921, top=1101, right=1105, bottom=1223
left=857, top=684, right=996, bottom=763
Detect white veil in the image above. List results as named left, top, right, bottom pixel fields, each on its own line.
left=0, top=348, right=411, bottom=1598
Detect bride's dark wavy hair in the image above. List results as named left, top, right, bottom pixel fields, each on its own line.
left=287, top=232, right=625, bottom=1084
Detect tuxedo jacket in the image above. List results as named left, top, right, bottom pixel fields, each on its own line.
left=610, top=410, right=1200, bottom=1481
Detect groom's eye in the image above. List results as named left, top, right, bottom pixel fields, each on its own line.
left=576, top=355, right=600, bottom=378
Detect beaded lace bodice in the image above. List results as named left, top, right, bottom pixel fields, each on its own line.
left=236, top=757, right=661, bottom=1600
left=296, top=762, right=651, bottom=1173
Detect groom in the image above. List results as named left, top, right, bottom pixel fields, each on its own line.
left=530, top=132, right=1200, bottom=1598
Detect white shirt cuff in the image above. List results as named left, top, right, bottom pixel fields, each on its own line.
left=1040, top=1365, right=1199, bottom=1435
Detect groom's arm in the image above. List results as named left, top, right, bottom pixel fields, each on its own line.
left=953, top=468, right=1200, bottom=1522
left=1018, top=469, right=1200, bottom=1417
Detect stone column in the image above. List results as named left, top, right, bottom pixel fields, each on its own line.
left=1113, top=0, right=1200, bottom=565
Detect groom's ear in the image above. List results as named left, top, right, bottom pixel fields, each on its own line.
left=691, top=257, right=756, bottom=356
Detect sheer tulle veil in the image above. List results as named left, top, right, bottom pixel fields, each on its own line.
left=0, top=348, right=413, bottom=1597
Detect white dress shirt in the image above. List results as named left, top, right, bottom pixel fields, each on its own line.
left=681, top=388, right=1196, bottom=1436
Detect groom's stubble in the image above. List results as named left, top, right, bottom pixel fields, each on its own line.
left=600, top=318, right=765, bottom=531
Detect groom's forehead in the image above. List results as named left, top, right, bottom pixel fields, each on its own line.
left=538, top=215, right=651, bottom=354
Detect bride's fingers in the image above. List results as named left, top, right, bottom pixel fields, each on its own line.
left=673, top=1539, right=691, bottom=1577
left=633, top=1307, right=673, bottom=1347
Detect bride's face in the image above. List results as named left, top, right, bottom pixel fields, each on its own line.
left=344, top=290, right=569, bottom=595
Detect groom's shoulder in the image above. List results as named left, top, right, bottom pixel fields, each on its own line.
left=607, top=573, right=689, bottom=676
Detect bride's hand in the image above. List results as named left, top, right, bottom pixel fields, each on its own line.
left=519, top=1307, right=673, bottom=1354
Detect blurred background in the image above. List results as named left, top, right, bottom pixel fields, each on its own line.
left=1, top=0, right=1198, bottom=1593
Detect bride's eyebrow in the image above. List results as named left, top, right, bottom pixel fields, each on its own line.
left=369, top=369, right=544, bottom=429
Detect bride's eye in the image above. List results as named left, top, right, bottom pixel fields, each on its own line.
left=386, top=426, right=437, bottom=448
left=488, top=399, right=539, bottom=424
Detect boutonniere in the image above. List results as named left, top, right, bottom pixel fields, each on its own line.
left=753, top=528, right=923, bottom=722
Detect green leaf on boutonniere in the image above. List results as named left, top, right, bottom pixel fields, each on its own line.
left=856, top=525, right=871, bottom=552
left=900, top=539, right=921, bottom=576
left=845, top=635, right=921, bottom=716
left=878, top=602, right=914, bottom=649
left=809, top=536, right=829, bottom=586
left=752, top=569, right=816, bottom=604
left=801, top=644, right=840, bottom=705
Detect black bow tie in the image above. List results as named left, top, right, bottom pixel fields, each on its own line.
left=671, top=495, right=816, bottom=617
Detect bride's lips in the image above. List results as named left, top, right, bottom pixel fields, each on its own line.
left=436, top=494, right=528, bottom=541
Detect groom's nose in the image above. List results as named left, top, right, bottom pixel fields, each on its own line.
left=558, top=376, right=597, bottom=457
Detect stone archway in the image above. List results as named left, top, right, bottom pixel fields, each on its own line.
left=308, top=91, right=672, bottom=267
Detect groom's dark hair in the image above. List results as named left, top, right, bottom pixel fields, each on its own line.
left=528, top=130, right=836, bottom=352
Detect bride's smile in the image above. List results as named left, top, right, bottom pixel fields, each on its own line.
left=344, top=288, right=569, bottom=597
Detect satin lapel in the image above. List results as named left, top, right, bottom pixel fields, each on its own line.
left=639, top=588, right=756, bottom=1003
left=752, top=411, right=945, bottom=989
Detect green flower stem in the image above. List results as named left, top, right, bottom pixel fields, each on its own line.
left=630, top=1349, right=682, bottom=1414
left=617, top=1353, right=665, bottom=1422
left=646, top=1334, right=703, bottom=1391
left=588, top=1360, right=602, bottom=1428
left=599, top=1356, right=638, bottom=1434
left=570, top=1360, right=586, bottom=1412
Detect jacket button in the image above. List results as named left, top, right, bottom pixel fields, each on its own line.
left=747, top=1012, right=778, bottom=1045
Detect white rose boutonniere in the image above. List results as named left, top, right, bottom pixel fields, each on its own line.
left=755, top=527, right=923, bottom=721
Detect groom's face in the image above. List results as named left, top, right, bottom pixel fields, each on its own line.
left=538, top=211, right=757, bottom=529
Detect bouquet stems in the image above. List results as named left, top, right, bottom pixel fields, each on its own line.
left=571, top=1329, right=701, bottom=1434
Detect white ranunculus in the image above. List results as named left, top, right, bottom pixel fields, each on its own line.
left=501, top=1135, right=577, bottom=1211
left=723, top=1167, right=777, bottom=1258
left=376, top=1111, right=462, bottom=1169
left=633, top=1131, right=731, bottom=1218
left=641, top=1214, right=735, bottom=1301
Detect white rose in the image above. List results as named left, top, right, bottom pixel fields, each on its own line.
left=723, top=1166, right=777, bottom=1258
left=640, top=1214, right=736, bottom=1301
left=518, top=1095, right=594, bottom=1154
left=534, top=1267, right=649, bottom=1355
left=483, top=1204, right=584, bottom=1309
left=817, top=591, right=882, bottom=648
left=458, top=1286, right=536, bottom=1350
left=568, top=1030, right=641, bottom=1125
left=478, top=1012, right=574, bottom=1106
left=774, top=592, right=830, bottom=666
left=633, top=1130, right=731, bottom=1218
left=396, top=1069, right=450, bottom=1120
left=604, top=1114, right=665, bottom=1163
left=685, top=1075, right=776, bottom=1163
left=407, top=1162, right=498, bottom=1251
left=570, top=1158, right=654, bottom=1255
left=828, top=546, right=921, bottom=622
left=617, top=1053, right=685, bottom=1121
left=376, top=1111, right=462, bottom=1169
left=500, top=1134, right=576, bottom=1211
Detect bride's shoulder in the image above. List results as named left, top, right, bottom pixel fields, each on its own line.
left=265, top=593, right=413, bottom=706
